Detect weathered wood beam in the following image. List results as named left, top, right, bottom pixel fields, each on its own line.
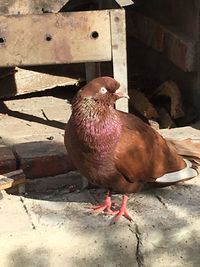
left=127, top=10, right=196, bottom=72
left=0, top=11, right=111, bottom=67
left=0, top=169, right=26, bottom=190
left=111, top=9, right=128, bottom=112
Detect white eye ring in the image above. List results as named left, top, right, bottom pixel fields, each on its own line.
left=100, top=87, right=107, bottom=94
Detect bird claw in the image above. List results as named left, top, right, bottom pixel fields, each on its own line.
left=88, top=201, right=120, bottom=214
left=87, top=193, right=133, bottom=223
left=87, top=199, right=112, bottom=213
left=90, top=204, right=112, bottom=213
left=87, top=192, right=120, bottom=214
left=104, top=210, right=118, bottom=215
left=111, top=208, right=133, bottom=224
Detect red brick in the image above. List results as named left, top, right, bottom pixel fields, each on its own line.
left=127, top=10, right=196, bottom=72
left=0, top=146, right=16, bottom=174
left=13, top=141, right=74, bottom=179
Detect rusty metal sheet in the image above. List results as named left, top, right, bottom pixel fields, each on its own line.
left=0, top=10, right=111, bottom=67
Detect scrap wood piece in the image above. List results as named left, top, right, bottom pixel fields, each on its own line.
left=157, top=107, right=176, bottom=129
left=152, top=80, right=184, bottom=119
left=166, top=138, right=200, bottom=162
left=115, top=0, right=134, bottom=6
left=0, top=169, right=26, bottom=190
left=175, top=102, right=198, bottom=127
left=129, top=89, right=159, bottom=120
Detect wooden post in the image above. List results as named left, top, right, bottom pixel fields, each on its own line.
left=85, top=62, right=101, bottom=82
left=110, top=9, right=128, bottom=112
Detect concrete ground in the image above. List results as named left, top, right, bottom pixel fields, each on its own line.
left=1, top=175, right=200, bottom=267
left=0, top=93, right=200, bottom=267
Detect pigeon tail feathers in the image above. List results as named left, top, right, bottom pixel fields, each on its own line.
left=155, top=159, right=198, bottom=184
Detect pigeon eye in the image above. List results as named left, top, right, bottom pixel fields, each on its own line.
left=100, top=87, right=107, bottom=94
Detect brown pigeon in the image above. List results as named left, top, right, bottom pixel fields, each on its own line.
left=64, top=77, right=198, bottom=223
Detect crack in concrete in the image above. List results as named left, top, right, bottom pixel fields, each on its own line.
left=20, top=196, right=36, bottom=230
left=154, top=193, right=167, bottom=208
left=129, top=223, right=144, bottom=267
left=135, top=224, right=144, bottom=267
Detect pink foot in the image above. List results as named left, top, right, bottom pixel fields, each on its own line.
left=110, top=195, right=133, bottom=223
left=89, top=191, right=113, bottom=213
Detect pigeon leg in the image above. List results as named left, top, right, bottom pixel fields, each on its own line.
left=110, top=194, right=133, bottom=223
left=90, top=191, right=114, bottom=213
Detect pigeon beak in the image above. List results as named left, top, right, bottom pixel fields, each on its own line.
left=114, top=88, right=130, bottom=99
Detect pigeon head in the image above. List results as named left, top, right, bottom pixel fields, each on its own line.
left=71, top=77, right=129, bottom=121
left=76, top=77, right=129, bottom=104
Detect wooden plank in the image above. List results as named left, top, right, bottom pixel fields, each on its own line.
left=153, top=80, right=184, bottom=119
left=127, top=10, right=196, bottom=72
left=0, top=169, right=26, bottom=190
left=128, top=89, right=159, bottom=120
left=0, top=10, right=111, bottom=67
left=0, top=66, right=80, bottom=98
left=110, top=9, right=128, bottom=112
